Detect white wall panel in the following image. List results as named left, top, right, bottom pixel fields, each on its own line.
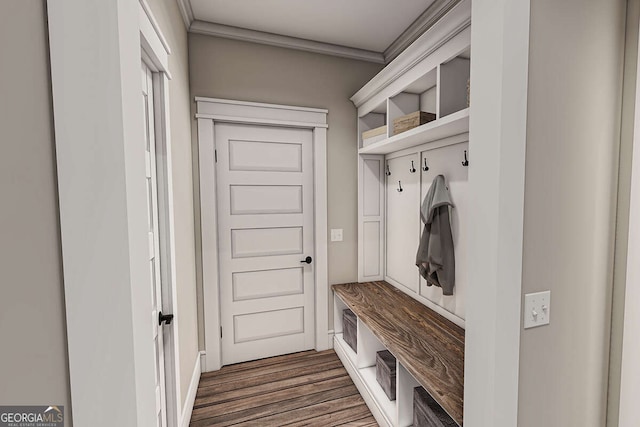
left=363, top=159, right=382, bottom=216
left=385, top=153, right=420, bottom=293
left=362, top=221, right=381, bottom=277
left=419, top=142, right=468, bottom=320
left=358, top=155, right=385, bottom=282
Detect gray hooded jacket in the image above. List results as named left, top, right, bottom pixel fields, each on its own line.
left=416, top=174, right=455, bottom=295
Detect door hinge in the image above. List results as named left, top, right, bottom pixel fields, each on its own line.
left=215, top=149, right=218, bottom=163
left=220, top=326, right=223, bottom=338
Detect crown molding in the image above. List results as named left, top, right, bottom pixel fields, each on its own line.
left=181, top=0, right=462, bottom=65
left=189, top=20, right=385, bottom=64
left=384, top=0, right=463, bottom=63
left=175, top=0, right=194, bottom=30
left=351, top=0, right=471, bottom=109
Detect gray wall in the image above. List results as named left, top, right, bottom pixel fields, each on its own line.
left=146, top=0, right=200, bottom=408
left=518, top=0, right=626, bottom=425
left=188, top=35, right=383, bottom=340
left=0, top=0, right=71, bottom=422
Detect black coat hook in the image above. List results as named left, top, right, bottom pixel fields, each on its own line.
left=462, top=150, right=469, bottom=167
left=423, top=158, right=429, bottom=171
left=385, top=165, right=391, bottom=176
left=410, top=160, right=416, bottom=173
left=397, top=181, right=403, bottom=192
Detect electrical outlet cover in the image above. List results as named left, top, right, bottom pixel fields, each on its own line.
left=524, top=290, right=551, bottom=329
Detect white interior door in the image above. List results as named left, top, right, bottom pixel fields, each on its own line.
left=216, top=123, right=316, bottom=366
left=141, top=62, right=167, bottom=427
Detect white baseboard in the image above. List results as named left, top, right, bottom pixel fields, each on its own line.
left=179, top=351, right=203, bottom=427
left=199, top=351, right=206, bottom=373
left=328, top=329, right=335, bottom=349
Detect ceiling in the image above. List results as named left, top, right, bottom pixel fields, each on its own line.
left=187, top=0, right=436, bottom=52
left=177, top=0, right=464, bottom=63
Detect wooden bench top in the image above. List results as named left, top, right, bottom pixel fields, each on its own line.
left=332, top=281, right=464, bottom=425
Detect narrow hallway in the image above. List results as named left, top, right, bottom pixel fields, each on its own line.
left=190, top=350, right=377, bottom=426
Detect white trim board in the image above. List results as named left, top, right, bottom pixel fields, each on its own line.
left=175, top=0, right=194, bottom=30
left=463, top=0, right=530, bottom=425
left=195, top=96, right=328, bottom=114
left=618, top=13, right=640, bottom=423
left=179, top=352, right=202, bottom=427
left=190, top=20, right=384, bottom=64
left=197, top=98, right=330, bottom=371
left=140, top=0, right=171, bottom=55
left=383, top=0, right=463, bottom=63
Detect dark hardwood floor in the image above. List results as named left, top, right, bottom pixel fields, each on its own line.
left=190, top=349, right=378, bottom=427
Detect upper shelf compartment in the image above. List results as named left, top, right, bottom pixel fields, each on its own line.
left=352, top=0, right=471, bottom=155
left=359, top=107, right=468, bottom=155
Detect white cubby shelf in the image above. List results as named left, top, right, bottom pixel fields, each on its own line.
left=359, top=107, right=469, bottom=155
left=347, top=3, right=470, bottom=426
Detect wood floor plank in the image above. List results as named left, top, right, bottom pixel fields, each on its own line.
left=347, top=422, right=379, bottom=427
left=200, top=350, right=323, bottom=378
left=190, top=350, right=374, bottom=427
left=191, top=385, right=359, bottom=427
left=194, top=366, right=349, bottom=408
left=232, top=394, right=367, bottom=427
left=191, top=376, right=354, bottom=420
left=196, top=358, right=344, bottom=396
left=335, top=415, right=379, bottom=426
left=198, top=351, right=338, bottom=387
left=283, top=404, right=374, bottom=426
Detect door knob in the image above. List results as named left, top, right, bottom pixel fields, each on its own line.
left=159, top=311, right=174, bottom=326
left=300, top=256, right=313, bottom=264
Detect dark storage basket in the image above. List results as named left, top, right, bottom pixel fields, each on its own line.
left=343, top=309, right=357, bottom=352
left=375, top=350, right=397, bottom=401
left=413, top=387, right=458, bottom=427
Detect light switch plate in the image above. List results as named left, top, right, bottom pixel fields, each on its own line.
left=524, top=290, right=551, bottom=329
left=330, top=229, right=343, bottom=242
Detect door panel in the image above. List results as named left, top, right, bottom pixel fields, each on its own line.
left=230, top=185, right=303, bottom=214
left=232, top=267, right=304, bottom=301
left=229, top=139, right=302, bottom=172
left=231, top=227, right=303, bottom=258
left=386, top=153, right=421, bottom=293
left=216, top=123, right=315, bottom=365
left=234, top=307, right=305, bottom=343
left=141, top=62, right=166, bottom=427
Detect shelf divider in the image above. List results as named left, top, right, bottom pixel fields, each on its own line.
left=397, top=362, right=421, bottom=427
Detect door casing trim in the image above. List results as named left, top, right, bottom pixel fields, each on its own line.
left=196, top=98, right=329, bottom=371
